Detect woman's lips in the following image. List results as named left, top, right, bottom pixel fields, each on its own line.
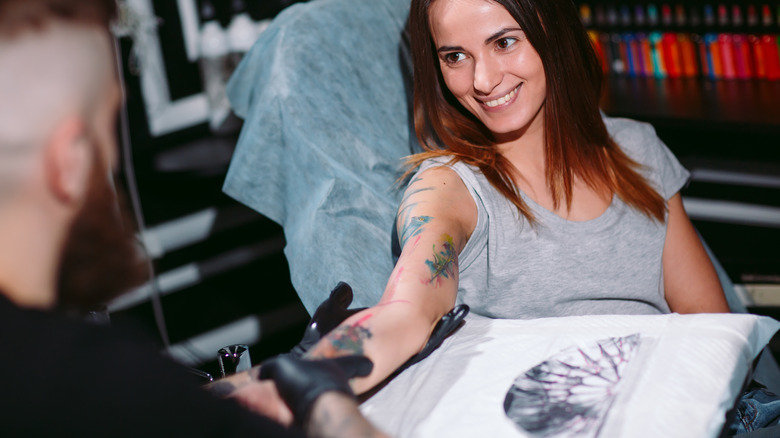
left=481, top=83, right=522, bottom=110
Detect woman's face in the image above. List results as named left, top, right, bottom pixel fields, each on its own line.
left=429, top=0, right=546, bottom=141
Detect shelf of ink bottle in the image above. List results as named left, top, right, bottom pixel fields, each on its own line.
left=600, top=74, right=780, bottom=132
left=576, top=2, right=780, bottom=80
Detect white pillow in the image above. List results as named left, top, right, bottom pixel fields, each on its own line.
left=360, top=313, right=780, bottom=438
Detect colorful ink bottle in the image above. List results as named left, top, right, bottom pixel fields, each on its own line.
left=661, top=3, right=673, bottom=28
left=634, top=4, right=647, bottom=29
left=704, top=33, right=723, bottom=78
left=732, top=34, right=753, bottom=79
left=761, top=4, right=773, bottom=29
left=748, top=34, right=766, bottom=78
left=647, top=3, right=660, bottom=28
left=611, top=33, right=626, bottom=74
left=703, top=4, right=716, bottom=28
left=638, top=33, right=654, bottom=76
left=693, top=34, right=711, bottom=78
left=718, top=33, right=737, bottom=79
left=675, top=4, right=687, bottom=28
left=731, top=5, right=744, bottom=30
left=746, top=5, right=759, bottom=29
left=619, top=4, right=632, bottom=27
left=580, top=3, right=593, bottom=27
left=650, top=31, right=667, bottom=78
left=679, top=33, right=699, bottom=77
left=761, top=34, right=780, bottom=80
left=717, top=3, right=730, bottom=29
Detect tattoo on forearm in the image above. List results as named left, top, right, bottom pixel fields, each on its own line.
left=309, top=315, right=374, bottom=359
left=328, top=325, right=372, bottom=355
left=425, top=234, right=457, bottom=287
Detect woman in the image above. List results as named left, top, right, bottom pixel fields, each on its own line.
left=305, top=0, right=729, bottom=394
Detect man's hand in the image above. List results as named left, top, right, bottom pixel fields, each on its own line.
left=205, top=367, right=293, bottom=425
left=290, top=282, right=366, bottom=357
left=258, top=355, right=373, bottom=427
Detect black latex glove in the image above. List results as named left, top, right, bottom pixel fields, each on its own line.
left=289, top=282, right=367, bottom=357
left=402, top=304, right=470, bottom=370
left=259, top=355, right=373, bottom=427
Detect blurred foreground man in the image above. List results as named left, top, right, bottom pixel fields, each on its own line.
left=0, top=1, right=386, bottom=436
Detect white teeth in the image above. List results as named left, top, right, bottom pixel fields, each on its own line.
left=484, top=86, right=519, bottom=108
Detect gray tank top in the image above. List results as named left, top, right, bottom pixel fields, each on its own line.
left=415, top=117, right=689, bottom=319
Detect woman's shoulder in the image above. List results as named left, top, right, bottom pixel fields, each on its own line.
left=602, top=115, right=672, bottom=166
left=412, top=159, right=479, bottom=203
left=416, top=156, right=483, bottom=188
left=602, top=114, right=690, bottom=199
left=603, top=116, right=659, bottom=153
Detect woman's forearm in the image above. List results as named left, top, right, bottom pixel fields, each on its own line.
left=304, top=301, right=434, bottom=394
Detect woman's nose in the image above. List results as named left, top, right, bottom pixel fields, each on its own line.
left=473, top=56, right=501, bottom=95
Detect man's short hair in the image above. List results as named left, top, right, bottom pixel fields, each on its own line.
left=0, top=0, right=117, bottom=36
left=0, top=0, right=118, bottom=200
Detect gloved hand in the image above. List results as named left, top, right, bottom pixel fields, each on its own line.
left=289, top=282, right=367, bottom=357
left=258, top=355, right=373, bottom=427
left=402, top=304, right=470, bottom=370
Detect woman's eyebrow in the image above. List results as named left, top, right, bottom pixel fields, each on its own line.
left=484, top=27, right=523, bottom=44
left=437, top=45, right=463, bottom=54
left=436, top=27, right=523, bottom=54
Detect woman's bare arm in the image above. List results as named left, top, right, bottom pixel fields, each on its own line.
left=305, top=166, right=477, bottom=394
left=662, top=193, right=730, bottom=313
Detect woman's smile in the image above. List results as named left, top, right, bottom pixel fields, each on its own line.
left=430, top=0, right=547, bottom=141
left=480, top=83, right=522, bottom=110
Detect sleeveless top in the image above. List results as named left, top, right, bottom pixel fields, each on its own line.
left=413, top=117, right=690, bottom=319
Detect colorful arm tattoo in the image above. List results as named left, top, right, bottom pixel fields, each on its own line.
left=424, top=234, right=457, bottom=287
left=397, top=175, right=435, bottom=250
left=307, top=315, right=374, bottom=359
left=399, top=215, right=433, bottom=249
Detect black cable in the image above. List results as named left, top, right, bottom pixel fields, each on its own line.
left=113, top=36, right=172, bottom=351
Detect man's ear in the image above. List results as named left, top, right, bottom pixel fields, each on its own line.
left=43, top=116, right=92, bottom=204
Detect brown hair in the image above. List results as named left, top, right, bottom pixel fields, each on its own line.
left=0, top=0, right=116, bottom=36
left=407, top=0, right=665, bottom=222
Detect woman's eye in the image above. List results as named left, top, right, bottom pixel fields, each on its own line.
left=444, top=52, right=466, bottom=64
left=496, top=37, right=517, bottom=50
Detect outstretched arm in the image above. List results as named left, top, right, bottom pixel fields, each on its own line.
left=305, top=166, right=477, bottom=394
left=662, top=193, right=730, bottom=313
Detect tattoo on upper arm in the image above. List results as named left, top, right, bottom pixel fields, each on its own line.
left=424, top=234, right=457, bottom=287
left=400, top=215, right=433, bottom=249
left=397, top=175, right=435, bottom=250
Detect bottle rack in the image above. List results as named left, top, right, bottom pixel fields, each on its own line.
left=575, top=2, right=780, bottom=80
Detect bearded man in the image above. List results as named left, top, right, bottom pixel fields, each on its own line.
left=0, top=1, right=387, bottom=436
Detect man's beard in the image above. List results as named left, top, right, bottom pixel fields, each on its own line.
left=56, top=160, right=149, bottom=312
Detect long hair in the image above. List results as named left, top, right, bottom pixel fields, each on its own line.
left=407, top=0, right=665, bottom=223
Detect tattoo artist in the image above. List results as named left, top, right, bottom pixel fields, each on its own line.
left=0, top=0, right=387, bottom=436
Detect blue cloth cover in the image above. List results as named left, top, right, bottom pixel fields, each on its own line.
left=223, top=0, right=412, bottom=314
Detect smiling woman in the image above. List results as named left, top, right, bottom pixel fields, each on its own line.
left=290, top=0, right=730, bottom=399
left=408, top=0, right=668, bottom=225
left=429, top=0, right=547, bottom=142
